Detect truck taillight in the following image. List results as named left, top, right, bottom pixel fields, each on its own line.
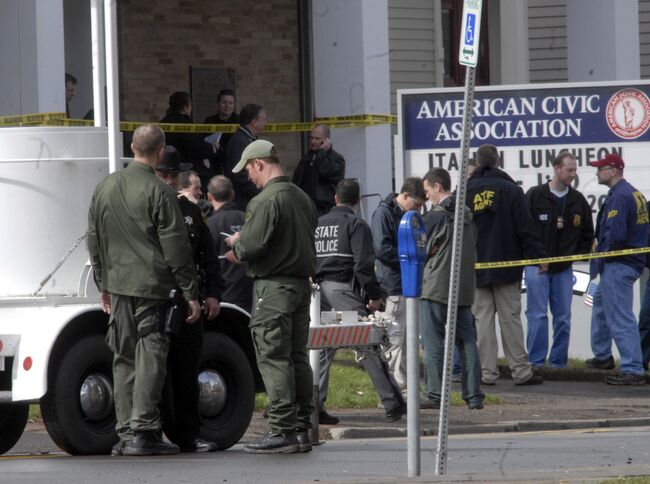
left=23, top=357, right=32, bottom=371
left=0, top=339, right=3, bottom=352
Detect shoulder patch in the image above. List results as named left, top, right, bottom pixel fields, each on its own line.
left=245, top=211, right=252, bottom=222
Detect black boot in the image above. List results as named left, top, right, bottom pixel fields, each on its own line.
left=122, top=431, right=180, bottom=456
left=296, top=430, right=313, bottom=453
left=243, top=431, right=299, bottom=454
left=179, top=437, right=218, bottom=453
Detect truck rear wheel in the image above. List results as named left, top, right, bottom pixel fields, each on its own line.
left=41, top=335, right=117, bottom=455
left=198, top=332, right=255, bottom=449
left=0, top=403, right=29, bottom=454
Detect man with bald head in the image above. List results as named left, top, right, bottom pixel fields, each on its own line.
left=88, top=124, right=201, bottom=456
left=293, top=124, right=346, bottom=216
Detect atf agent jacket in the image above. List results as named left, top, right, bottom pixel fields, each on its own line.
left=421, top=196, right=476, bottom=306
left=525, top=183, right=594, bottom=274
left=370, top=193, right=404, bottom=296
left=292, top=147, right=345, bottom=216
left=314, top=205, right=382, bottom=301
left=466, top=165, right=545, bottom=287
left=87, top=161, right=199, bottom=301
left=206, top=201, right=253, bottom=311
left=233, top=176, right=318, bottom=280
left=178, top=196, right=224, bottom=301
left=592, top=179, right=649, bottom=276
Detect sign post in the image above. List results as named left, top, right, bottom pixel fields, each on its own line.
left=435, top=0, right=483, bottom=476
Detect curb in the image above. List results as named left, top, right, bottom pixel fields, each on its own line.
left=328, top=417, right=650, bottom=440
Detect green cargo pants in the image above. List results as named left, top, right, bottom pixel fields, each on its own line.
left=250, top=278, right=314, bottom=434
left=106, top=294, right=170, bottom=440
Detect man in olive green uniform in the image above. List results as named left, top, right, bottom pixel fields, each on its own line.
left=87, top=124, right=201, bottom=456
left=226, top=140, right=318, bottom=454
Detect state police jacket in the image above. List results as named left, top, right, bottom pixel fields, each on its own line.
left=206, top=202, right=253, bottom=312
left=178, top=196, right=224, bottom=301
left=371, top=193, right=404, bottom=296
left=592, top=179, right=649, bottom=276
left=315, top=205, right=382, bottom=301
left=466, top=166, right=545, bottom=286
left=525, top=183, right=594, bottom=274
left=292, top=147, right=345, bottom=216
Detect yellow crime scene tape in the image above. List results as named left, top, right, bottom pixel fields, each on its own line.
left=475, top=247, right=650, bottom=270
left=0, top=112, right=396, bottom=133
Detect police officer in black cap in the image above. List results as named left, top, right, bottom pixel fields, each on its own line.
left=155, top=146, right=225, bottom=452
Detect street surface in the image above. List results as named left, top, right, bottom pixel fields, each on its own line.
left=4, top=426, right=650, bottom=483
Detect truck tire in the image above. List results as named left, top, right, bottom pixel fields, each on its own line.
left=0, top=403, right=29, bottom=454
left=41, top=335, right=117, bottom=455
left=198, top=332, right=255, bottom=449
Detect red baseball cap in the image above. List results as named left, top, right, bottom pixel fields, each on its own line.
left=589, top=153, right=624, bottom=170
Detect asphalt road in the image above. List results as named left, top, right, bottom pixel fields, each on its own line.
left=4, top=426, right=650, bottom=483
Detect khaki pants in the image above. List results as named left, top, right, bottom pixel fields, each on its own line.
left=383, top=295, right=407, bottom=389
left=472, top=283, right=533, bottom=384
left=107, top=294, right=170, bottom=440
left=250, top=278, right=313, bottom=434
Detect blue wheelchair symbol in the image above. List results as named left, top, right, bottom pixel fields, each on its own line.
left=465, top=13, right=476, bottom=45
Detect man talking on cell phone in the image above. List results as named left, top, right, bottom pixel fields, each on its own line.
left=292, top=124, right=346, bottom=216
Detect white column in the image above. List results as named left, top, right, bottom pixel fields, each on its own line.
left=489, top=0, right=529, bottom=85
left=567, top=0, right=640, bottom=81
left=311, top=0, right=392, bottom=217
left=0, top=0, right=65, bottom=116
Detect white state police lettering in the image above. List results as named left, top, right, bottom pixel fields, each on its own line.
left=314, top=225, right=340, bottom=255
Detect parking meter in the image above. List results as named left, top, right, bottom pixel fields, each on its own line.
left=397, top=210, right=427, bottom=297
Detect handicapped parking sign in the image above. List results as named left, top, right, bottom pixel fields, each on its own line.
left=459, top=0, right=483, bottom=67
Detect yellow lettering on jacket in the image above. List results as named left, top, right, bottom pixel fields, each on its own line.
left=607, top=209, right=618, bottom=219
left=473, top=190, right=495, bottom=211
left=633, top=191, right=649, bottom=224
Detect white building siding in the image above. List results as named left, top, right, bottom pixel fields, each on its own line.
left=528, top=0, right=568, bottom=83
left=640, top=0, right=650, bottom=78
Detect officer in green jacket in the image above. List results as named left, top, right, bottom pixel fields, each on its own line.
left=225, top=139, right=318, bottom=454
left=87, top=124, right=201, bottom=457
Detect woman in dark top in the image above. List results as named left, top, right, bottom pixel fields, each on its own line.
left=204, top=89, right=240, bottom=170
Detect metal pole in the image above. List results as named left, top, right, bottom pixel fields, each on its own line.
left=90, top=0, right=105, bottom=128
left=406, top=296, right=420, bottom=477
left=104, top=0, right=120, bottom=174
left=309, top=284, right=321, bottom=445
left=434, top=65, right=476, bottom=476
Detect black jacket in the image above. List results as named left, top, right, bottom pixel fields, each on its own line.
left=525, top=183, right=594, bottom=273
left=292, top=147, right=345, bottom=216
left=315, top=205, right=382, bottom=300
left=160, top=112, right=216, bottom=181
left=205, top=201, right=253, bottom=312
left=178, top=196, right=224, bottom=300
left=370, top=193, right=404, bottom=295
left=203, top=113, right=240, bottom=174
left=466, top=166, right=545, bottom=286
left=224, top=126, right=260, bottom=210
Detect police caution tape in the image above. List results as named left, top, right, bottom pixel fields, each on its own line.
left=475, top=247, right=650, bottom=270
left=0, top=112, right=396, bottom=133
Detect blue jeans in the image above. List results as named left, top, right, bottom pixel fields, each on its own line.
left=524, top=266, right=573, bottom=368
left=590, top=262, right=644, bottom=375
left=639, top=274, right=650, bottom=370
left=420, top=300, right=484, bottom=406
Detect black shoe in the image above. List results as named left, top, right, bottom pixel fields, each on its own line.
left=605, top=372, right=645, bottom=386
left=111, top=439, right=129, bottom=456
left=122, top=431, right=179, bottom=456
left=179, top=437, right=218, bottom=453
left=515, top=375, right=544, bottom=386
left=296, top=430, right=312, bottom=453
left=318, top=410, right=339, bottom=425
left=419, top=398, right=440, bottom=410
left=586, top=356, right=615, bottom=370
left=243, top=432, right=299, bottom=454
left=468, top=402, right=484, bottom=410
left=386, top=403, right=407, bottom=422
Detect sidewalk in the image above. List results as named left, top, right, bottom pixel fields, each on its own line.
left=243, top=367, right=650, bottom=442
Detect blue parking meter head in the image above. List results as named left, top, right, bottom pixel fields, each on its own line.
left=397, top=210, right=427, bottom=297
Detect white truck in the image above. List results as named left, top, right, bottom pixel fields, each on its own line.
left=0, top=126, right=259, bottom=455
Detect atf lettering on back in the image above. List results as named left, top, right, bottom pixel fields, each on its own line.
left=633, top=191, right=649, bottom=224
left=473, top=189, right=496, bottom=212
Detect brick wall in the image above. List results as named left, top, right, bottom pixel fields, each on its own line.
left=118, top=0, right=304, bottom=169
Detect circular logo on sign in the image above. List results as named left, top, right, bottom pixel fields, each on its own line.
left=606, top=88, right=650, bottom=139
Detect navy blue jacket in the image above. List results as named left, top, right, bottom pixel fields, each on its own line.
left=371, top=193, right=404, bottom=295
left=592, top=179, right=649, bottom=277
left=466, top=166, right=545, bottom=286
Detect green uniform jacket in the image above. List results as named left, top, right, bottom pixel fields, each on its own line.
left=233, top=176, right=318, bottom=279
left=87, top=161, right=199, bottom=301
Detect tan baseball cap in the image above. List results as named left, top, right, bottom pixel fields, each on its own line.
left=231, top=139, right=277, bottom=173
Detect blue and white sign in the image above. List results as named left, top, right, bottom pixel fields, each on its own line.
left=459, top=0, right=483, bottom=67
left=396, top=80, right=650, bottom=218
